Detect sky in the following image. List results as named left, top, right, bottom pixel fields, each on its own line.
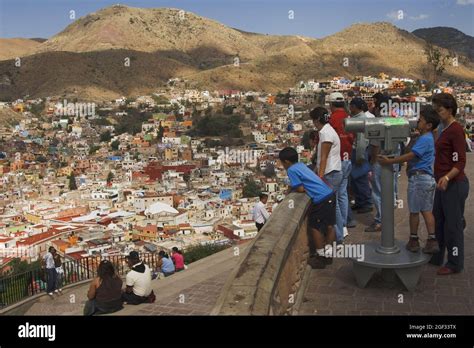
left=0, top=0, right=473, bottom=39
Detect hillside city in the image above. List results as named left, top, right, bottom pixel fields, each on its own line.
left=0, top=73, right=473, bottom=275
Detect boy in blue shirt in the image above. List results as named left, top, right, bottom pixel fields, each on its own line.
left=279, top=147, right=336, bottom=269
left=378, top=106, right=440, bottom=254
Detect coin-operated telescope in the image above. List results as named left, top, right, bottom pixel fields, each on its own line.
left=344, top=117, right=430, bottom=291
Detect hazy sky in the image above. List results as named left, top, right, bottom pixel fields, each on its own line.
left=0, top=0, right=473, bottom=38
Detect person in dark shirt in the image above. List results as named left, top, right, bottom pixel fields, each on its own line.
left=84, top=260, right=123, bottom=315
left=430, top=93, right=469, bottom=275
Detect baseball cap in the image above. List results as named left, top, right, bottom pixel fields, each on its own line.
left=328, top=92, right=345, bottom=103
left=126, top=251, right=140, bottom=260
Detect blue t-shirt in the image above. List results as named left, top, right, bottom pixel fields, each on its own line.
left=161, top=257, right=175, bottom=273
left=408, top=132, right=435, bottom=176
left=287, top=162, right=334, bottom=204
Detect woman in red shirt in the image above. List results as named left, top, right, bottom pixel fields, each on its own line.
left=430, top=93, right=469, bottom=275
left=171, top=247, right=185, bottom=272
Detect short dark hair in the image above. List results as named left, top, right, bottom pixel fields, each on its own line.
left=432, top=93, right=457, bottom=117
left=309, top=106, right=330, bottom=124
left=159, top=250, right=169, bottom=258
left=278, top=147, right=299, bottom=164
left=259, top=193, right=268, bottom=200
left=331, top=101, right=345, bottom=108
left=349, top=97, right=367, bottom=112
left=419, top=105, right=440, bottom=130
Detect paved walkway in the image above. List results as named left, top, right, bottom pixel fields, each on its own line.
left=297, top=154, right=474, bottom=315
left=23, top=244, right=247, bottom=315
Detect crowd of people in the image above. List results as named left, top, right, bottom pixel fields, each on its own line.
left=256, top=92, right=469, bottom=276
left=41, top=246, right=186, bottom=315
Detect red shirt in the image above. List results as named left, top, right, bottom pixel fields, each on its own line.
left=171, top=252, right=185, bottom=270
left=329, top=109, right=354, bottom=160
left=434, top=121, right=466, bottom=182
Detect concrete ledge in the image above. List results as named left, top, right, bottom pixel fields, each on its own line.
left=213, top=193, right=311, bottom=315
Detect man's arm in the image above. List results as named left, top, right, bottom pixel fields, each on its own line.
left=378, top=151, right=415, bottom=165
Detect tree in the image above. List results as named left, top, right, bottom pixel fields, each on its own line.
left=106, top=171, right=114, bottom=185
left=111, top=140, right=120, bottom=151
left=68, top=173, right=77, bottom=190
left=424, top=43, right=450, bottom=84
left=223, top=105, right=235, bottom=115
left=263, top=162, right=276, bottom=178
left=100, top=130, right=112, bottom=142
left=242, top=177, right=261, bottom=198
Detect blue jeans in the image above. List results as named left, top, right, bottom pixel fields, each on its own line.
left=350, top=172, right=372, bottom=208
left=340, top=161, right=352, bottom=227
left=324, top=170, right=343, bottom=242
left=370, top=163, right=382, bottom=224
left=46, top=268, right=57, bottom=294
left=407, top=174, right=435, bottom=213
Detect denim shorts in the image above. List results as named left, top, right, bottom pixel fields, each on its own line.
left=407, top=174, right=436, bottom=213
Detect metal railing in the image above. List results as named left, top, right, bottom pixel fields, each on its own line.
left=0, top=253, right=159, bottom=309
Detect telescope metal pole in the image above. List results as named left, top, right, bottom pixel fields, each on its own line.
left=377, top=159, right=399, bottom=254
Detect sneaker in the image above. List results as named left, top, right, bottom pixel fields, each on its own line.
left=357, top=206, right=373, bottom=214
left=343, top=227, right=349, bottom=238
left=422, top=239, right=440, bottom=254
left=54, top=289, right=59, bottom=293
left=406, top=236, right=420, bottom=252
left=308, top=255, right=326, bottom=269
left=364, top=223, right=382, bottom=232
left=48, top=292, right=54, bottom=297
left=58, top=289, right=63, bottom=294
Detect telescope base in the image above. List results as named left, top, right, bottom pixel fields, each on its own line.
left=352, top=240, right=431, bottom=291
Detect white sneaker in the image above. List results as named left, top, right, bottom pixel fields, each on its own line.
left=54, top=289, right=59, bottom=293
left=48, top=292, right=54, bottom=297
left=343, top=227, right=349, bottom=238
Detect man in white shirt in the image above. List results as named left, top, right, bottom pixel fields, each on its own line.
left=122, top=251, right=153, bottom=305
left=310, top=106, right=344, bottom=245
left=42, top=247, right=58, bottom=296
left=253, top=193, right=270, bottom=231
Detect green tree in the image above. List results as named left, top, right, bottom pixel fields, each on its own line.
left=111, top=140, right=120, bottom=151
left=242, top=177, right=261, bottom=198
left=106, top=171, right=114, bottom=185
left=68, top=173, right=77, bottom=190
left=424, top=43, right=450, bottom=83
left=223, top=105, right=235, bottom=115
left=100, top=130, right=112, bottom=142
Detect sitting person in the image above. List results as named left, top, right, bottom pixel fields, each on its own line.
left=83, top=260, right=123, bottom=316
left=122, top=251, right=154, bottom=305
left=171, top=247, right=185, bottom=272
left=157, top=250, right=175, bottom=277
